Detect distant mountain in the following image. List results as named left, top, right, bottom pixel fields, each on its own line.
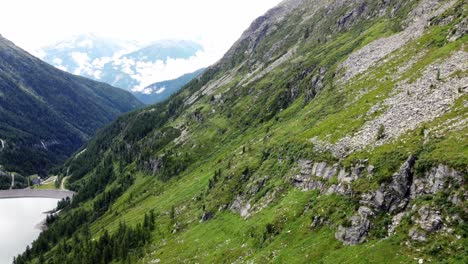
left=38, top=33, right=133, bottom=73
left=38, top=35, right=203, bottom=91
left=0, top=35, right=143, bottom=175
left=134, top=68, right=205, bottom=105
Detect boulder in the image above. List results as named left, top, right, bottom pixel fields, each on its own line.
left=310, top=215, right=327, bottom=229
left=415, top=206, right=443, bottom=232
left=230, top=196, right=251, bottom=218
left=409, top=228, right=427, bottom=242
left=200, top=211, right=214, bottom=222
left=335, top=213, right=371, bottom=245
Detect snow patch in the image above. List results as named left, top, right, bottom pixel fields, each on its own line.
left=155, top=87, right=166, bottom=94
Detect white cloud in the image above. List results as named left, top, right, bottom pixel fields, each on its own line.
left=0, top=0, right=282, bottom=61
left=130, top=48, right=222, bottom=92
left=1, top=0, right=283, bottom=88
left=34, top=49, right=46, bottom=59
left=93, top=70, right=102, bottom=79
left=91, top=57, right=112, bottom=68
left=71, top=52, right=89, bottom=66
left=56, top=65, right=68, bottom=71
left=52, top=58, right=63, bottom=65
left=77, top=39, right=93, bottom=48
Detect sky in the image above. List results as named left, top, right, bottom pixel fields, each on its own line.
left=0, top=0, right=283, bottom=89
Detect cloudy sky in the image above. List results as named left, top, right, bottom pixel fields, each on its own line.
left=0, top=0, right=282, bottom=88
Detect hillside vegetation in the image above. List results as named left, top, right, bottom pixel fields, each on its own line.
left=15, top=0, right=467, bottom=263
left=0, top=36, right=142, bottom=176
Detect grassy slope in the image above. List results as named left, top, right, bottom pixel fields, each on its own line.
left=30, top=0, right=467, bottom=263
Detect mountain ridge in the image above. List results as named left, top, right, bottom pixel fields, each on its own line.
left=0, top=35, right=143, bottom=176
left=133, top=68, right=206, bottom=105
left=39, top=36, right=204, bottom=91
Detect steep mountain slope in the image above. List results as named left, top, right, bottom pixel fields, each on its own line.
left=0, top=35, right=143, bottom=176
left=39, top=36, right=203, bottom=91
left=133, top=68, right=206, bottom=104
left=15, top=0, right=467, bottom=263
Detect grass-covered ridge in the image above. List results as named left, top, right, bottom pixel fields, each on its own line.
left=14, top=0, right=467, bottom=263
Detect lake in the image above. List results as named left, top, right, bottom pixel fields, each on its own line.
left=0, top=198, right=58, bottom=264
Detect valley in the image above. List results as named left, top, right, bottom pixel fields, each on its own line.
left=0, top=0, right=466, bottom=263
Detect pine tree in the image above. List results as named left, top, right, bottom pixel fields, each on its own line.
left=149, top=209, right=156, bottom=231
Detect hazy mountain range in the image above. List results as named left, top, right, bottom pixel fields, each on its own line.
left=37, top=34, right=204, bottom=92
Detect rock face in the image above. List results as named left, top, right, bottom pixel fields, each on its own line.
left=409, top=228, right=427, bottom=242
left=335, top=155, right=466, bottom=245
left=224, top=0, right=304, bottom=62
left=335, top=206, right=373, bottom=245
left=411, top=165, right=464, bottom=198
left=336, top=156, right=416, bottom=245
left=291, top=159, right=369, bottom=194
left=290, top=155, right=464, bottom=245
left=361, top=156, right=415, bottom=214
left=413, top=206, right=443, bottom=232
left=230, top=196, right=252, bottom=218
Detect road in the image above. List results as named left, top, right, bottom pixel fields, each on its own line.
left=0, top=189, right=74, bottom=199
left=60, top=176, right=69, bottom=190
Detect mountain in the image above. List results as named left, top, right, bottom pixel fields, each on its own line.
left=39, top=36, right=204, bottom=91
left=38, top=33, right=131, bottom=73
left=134, top=68, right=206, bottom=104
left=15, top=0, right=467, bottom=263
left=0, top=35, right=143, bottom=176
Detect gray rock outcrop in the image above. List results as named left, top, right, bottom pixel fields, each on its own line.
left=292, top=159, right=370, bottom=194
left=413, top=205, right=443, bottom=233
left=335, top=206, right=373, bottom=245
left=360, top=156, right=415, bottom=214
left=411, top=164, right=464, bottom=198
left=230, top=195, right=252, bottom=218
